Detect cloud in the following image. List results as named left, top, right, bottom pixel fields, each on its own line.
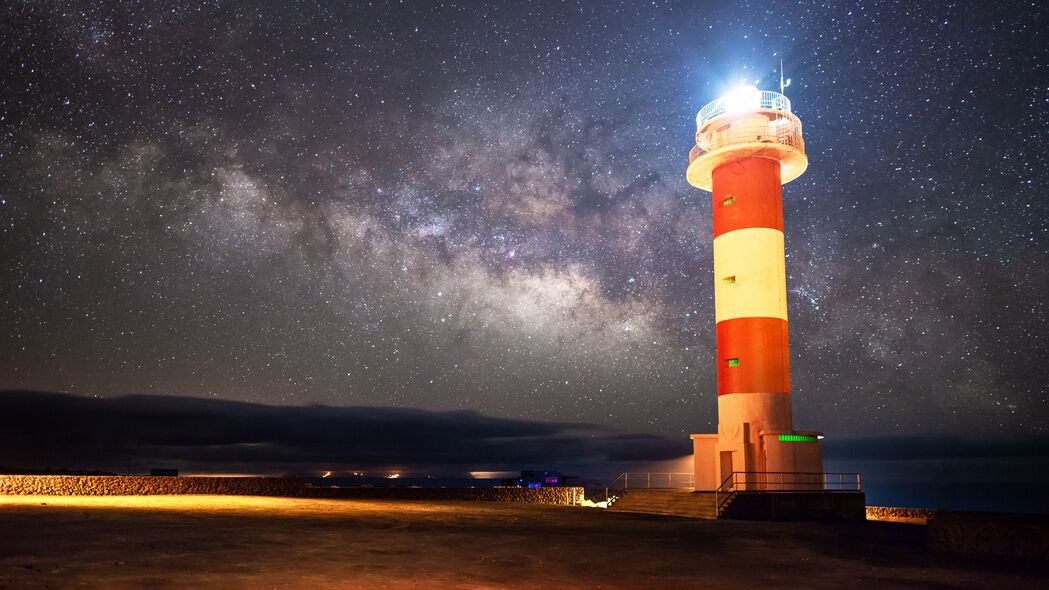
left=0, top=391, right=689, bottom=475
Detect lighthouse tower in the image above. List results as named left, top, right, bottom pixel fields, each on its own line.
left=687, top=85, right=824, bottom=491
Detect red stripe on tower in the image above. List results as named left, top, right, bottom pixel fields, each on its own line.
left=712, top=157, right=784, bottom=238
left=716, top=316, right=790, bottom=395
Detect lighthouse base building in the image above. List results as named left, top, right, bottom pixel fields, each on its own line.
left=690, top=420, right=825, bottom=491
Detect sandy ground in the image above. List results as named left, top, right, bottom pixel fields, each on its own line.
left=0, top=495, right=1045, bottom=589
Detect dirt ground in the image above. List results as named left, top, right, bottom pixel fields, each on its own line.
left=0, top=496, right=1045, bottom=589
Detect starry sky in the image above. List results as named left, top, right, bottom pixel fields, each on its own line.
left=1, top=0, right=1048, bottom=479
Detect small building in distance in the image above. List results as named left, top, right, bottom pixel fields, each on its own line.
left=505, top=470, right=578, bottom=488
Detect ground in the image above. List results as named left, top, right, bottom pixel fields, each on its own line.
left=0, top=496, right=1045, bottom=589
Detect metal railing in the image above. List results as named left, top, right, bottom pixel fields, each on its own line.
left=603, top=472, right=694, bottom=504
left=695, top=116, right=805, bottom=154
left=696, top=89, right=791, bottom=127
left=714, top=471, right=862, bottom=516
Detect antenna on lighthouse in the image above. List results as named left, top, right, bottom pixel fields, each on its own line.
left=779, top=59, right=792, bottom=95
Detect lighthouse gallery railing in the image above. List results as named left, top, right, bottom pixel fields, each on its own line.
left=697, top=89, right=792, bottom=127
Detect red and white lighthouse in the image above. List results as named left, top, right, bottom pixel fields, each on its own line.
left=687, top=85, right=824, bottom=491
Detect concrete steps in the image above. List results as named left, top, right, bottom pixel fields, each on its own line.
left=608, top=489, right=720, bottom=520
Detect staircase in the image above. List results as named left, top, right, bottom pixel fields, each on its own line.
left=608, top=489, right=723, bottom=520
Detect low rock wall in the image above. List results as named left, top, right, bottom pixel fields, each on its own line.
left=0, top=475, right=583, bottom=505
left=308, top=485, right=583, bottom=505
left=0, top=475, right=308, bottom=497
left=866, top=506, right=938, bottom=523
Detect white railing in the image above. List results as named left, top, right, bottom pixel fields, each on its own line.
left=696, top=89, right=791, bottom=127
left=603, top=472, right=694, bottom=504
left=692, top=112, right=805, bottom=156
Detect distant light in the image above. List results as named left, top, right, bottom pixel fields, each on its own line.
left=321, top=470, right=332, bottom=478
left=722, top=85, right=761, bottom=114
left=470, top=471, right=516, bottom=479
left=386, top=473, right=401, bottom=479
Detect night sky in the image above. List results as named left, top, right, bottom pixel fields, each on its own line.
left=2, top=1, right=1048, bottom=501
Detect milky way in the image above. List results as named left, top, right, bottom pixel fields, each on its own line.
left=1, top=1, right=1046, bottom=441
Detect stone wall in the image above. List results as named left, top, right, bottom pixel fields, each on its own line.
left=308, top=485, right=584, bottom=505
left=0, top=475, right=584, bottom=506
left=721, top=492, right=867, bottom=521
left=0, top=475, right=308, bottom=497
left=865, top=505, right=938, bottom=523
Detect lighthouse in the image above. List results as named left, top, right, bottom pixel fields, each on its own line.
left=687, top=85, right=824, bottom=491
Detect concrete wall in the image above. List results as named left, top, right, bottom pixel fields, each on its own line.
left=762, top=435, right=823, bottom=478
left=721, top=492, right=866, bottom=521
left=691, top=434, right=718, bottom=491
left=0, top=475, right=583, bottom=506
